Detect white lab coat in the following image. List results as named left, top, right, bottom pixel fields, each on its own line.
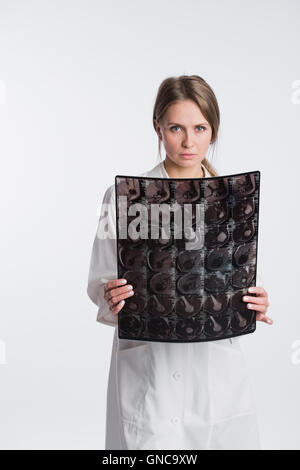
left=87, top=160, right=262, bottom=450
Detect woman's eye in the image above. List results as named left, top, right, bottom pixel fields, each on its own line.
left=170, top=125, right=206, bottom=132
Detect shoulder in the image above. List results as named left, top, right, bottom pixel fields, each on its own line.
left=103, top=164, right=160, bottom=200
left=138, top=167, right=159, bottom=177
left=139, top=162, right=163, bottom=177
left=102, top=182, right=116, bottom=202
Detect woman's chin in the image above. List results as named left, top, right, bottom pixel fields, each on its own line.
left=176, top=157, right=201, bottom=166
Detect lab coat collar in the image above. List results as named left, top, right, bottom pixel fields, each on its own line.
left=143, top=160, right=210, bottom=178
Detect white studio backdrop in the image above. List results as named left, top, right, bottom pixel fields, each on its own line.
left=0, top=0, right=299, bottom=450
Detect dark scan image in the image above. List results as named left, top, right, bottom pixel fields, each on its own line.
left=115, top=171, right=260, bottom=343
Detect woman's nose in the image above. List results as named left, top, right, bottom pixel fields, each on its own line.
left=182, top=131, right=194, bottom=147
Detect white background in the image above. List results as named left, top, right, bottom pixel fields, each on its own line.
left=0, top=0, right=299, bottom=450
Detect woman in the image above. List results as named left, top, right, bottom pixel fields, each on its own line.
left=87, top=75, right=272, bottom=450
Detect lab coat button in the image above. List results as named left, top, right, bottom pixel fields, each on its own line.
left=171, top=417, right=180, bottom=424
left=172, top=371, right=181, bottom=380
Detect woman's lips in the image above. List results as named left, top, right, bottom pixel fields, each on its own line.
left=180, top=154, right=196, bottom=159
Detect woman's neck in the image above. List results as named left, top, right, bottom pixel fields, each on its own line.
left=163, top=158, right=205, bottom=178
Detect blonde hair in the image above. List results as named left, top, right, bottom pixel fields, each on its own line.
left=153, top=75, right=220, bottom=176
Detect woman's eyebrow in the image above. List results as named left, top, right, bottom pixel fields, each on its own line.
left=167, top=122, right=209, bottom=126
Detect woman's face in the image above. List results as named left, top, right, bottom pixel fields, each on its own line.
left=154, top=99, right=212, bottom=169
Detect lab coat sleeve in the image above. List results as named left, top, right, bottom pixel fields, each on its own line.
left=87, top=184, right=118, bottom=327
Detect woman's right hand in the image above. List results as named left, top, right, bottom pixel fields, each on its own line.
left=103, top=279, right=134, bottom=315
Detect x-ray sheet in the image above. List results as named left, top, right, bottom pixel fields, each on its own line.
left=115, top=170, right=260, bottom=343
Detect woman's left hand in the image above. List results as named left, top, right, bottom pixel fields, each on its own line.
left=242, top=286, right=273, bottom=325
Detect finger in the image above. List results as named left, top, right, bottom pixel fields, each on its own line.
left=242, top=295, right=269, bottom=306
left=111, top=299, right=126, bottom=315
left=256, top=313, right=274, bottom=325
left=105, top=284, right=133, bottom=302
left=246, top=303, right=268, bottom=313
left=111, top=284, right=134, bottom=298
left=104, top=278, right=127, bottom=293
left=247, top=286, right=267, bottom=296
left=108, top=289, right=135, bottom=307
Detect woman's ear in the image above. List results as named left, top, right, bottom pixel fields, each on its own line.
left=154, top=119, right=162, bottom=140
